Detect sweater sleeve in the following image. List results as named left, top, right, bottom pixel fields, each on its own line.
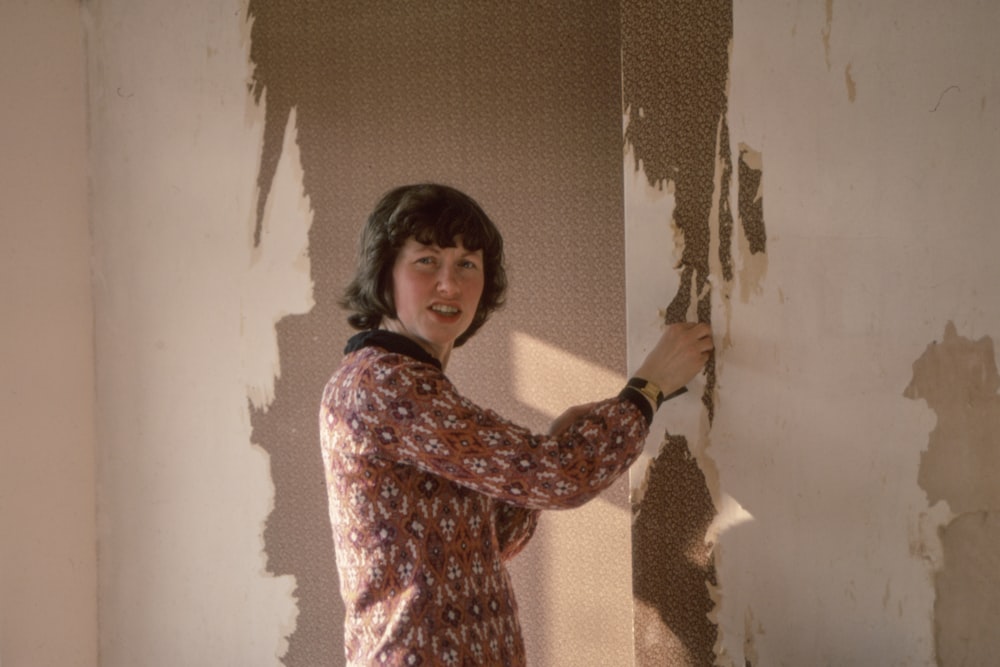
left=323, top=348, right=649, bottom=510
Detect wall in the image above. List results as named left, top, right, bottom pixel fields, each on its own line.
left=88, top=0, right=299, bottom=663
left=245, top=3, right=632, bottom=665
left=626, top=1, right=1000, bottom=665
left=89, top=1, right=632, bottom=665
left=0, top=2, right=96, bottom=666
left=67, top=0, right=1000, bottom=665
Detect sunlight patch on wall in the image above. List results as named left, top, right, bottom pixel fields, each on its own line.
left=510, top=331, right=625, bottom=420
left=705, top=492, right=753, bottom=547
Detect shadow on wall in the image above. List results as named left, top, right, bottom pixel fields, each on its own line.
left=247, top=3, right=354, bottom=663
left=632, top=435, right=718, bottom=666
left=245, top=2, right=626, bottom=665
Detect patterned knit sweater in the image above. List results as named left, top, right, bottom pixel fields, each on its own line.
left=319, top=331, right=651, bottom=666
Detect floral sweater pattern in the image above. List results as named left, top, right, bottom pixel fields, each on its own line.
left=319, top=331, right=650, bottom=666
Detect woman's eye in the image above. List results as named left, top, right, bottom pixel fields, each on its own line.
left=416, top=256, right=436, bottom=265
left=460, top=260, right=479, bottom=270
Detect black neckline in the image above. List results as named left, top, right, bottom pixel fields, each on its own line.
left=344, top=330, right=443, bottom=370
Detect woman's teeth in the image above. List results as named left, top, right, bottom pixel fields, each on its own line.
left=431, top=305, right=459, bottom=315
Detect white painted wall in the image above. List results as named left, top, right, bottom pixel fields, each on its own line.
left=87, top=0, right=300, bottom=663
left=628, top=1, right=1000, bottom=664
left=0, top=3, right=96, bottom=666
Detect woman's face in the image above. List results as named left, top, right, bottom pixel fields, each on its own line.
left=384, top=235, right=485, bottom=364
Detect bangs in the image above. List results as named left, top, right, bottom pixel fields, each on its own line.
left=388, top=192, right=496, bottom=253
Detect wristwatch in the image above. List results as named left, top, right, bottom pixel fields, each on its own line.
left=626, top=377, right=687, bottom=408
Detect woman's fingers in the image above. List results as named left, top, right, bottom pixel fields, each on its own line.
left=636, top=322, right=715, bottom=394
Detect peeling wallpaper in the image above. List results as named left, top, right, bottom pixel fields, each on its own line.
left=78, top=1, right=1000, bottom=666
left=246, top=3, right=629, bottom=665
left=622, top=1, right=769, bottom=663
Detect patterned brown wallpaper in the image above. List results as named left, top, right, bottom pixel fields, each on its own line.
left=247, top=3, right=624, bottom=664
left=247, top=2, right=766, bottom=664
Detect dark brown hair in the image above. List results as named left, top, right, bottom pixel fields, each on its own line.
left=341, top=183, right=507, bottom=347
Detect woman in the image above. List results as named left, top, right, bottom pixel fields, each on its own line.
left=320, top=183, right=713, bottom=666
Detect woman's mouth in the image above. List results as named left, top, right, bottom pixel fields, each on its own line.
left=430, top=304, right=460, bottom=316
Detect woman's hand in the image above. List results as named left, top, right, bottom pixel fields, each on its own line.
left=633, top=322, right=714, bottom=397
left=548, top=402, right=599, bottom=436
left=548, top=324, right=712, bottom=434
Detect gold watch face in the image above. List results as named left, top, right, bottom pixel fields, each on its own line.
left=638, top=385, right=659, bottom=402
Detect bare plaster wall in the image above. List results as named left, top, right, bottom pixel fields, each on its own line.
left=626, top=1, right=1000, bottom=665
left=0, top=2, right=96, bottom=665
left=81, top=0, right=1000, bottom=665
left=88, top=0, right=299, bottom=663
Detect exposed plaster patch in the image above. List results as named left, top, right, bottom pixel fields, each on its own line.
left=933, top=512, right=1000, bottom=666
left=238, top=102, right=313, bottom=657
left=243, top=106, right=315, bottom=410
left=88, top=0, right=304, bottom=660
left=905, top=322, right=1000, bottom=666
left=705, top=491, right=753, bottom=548
left=905, top=322, right=1000, bottom=512
left=909, top=504, right=951, bottom=571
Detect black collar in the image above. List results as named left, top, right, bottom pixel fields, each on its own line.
left=344, top=330, right=443, bottom=370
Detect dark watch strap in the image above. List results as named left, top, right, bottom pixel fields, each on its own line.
left=626, top=377, right=688, bottom=408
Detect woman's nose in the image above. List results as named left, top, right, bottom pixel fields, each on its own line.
left=436, top=266, right=459, bottom=295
